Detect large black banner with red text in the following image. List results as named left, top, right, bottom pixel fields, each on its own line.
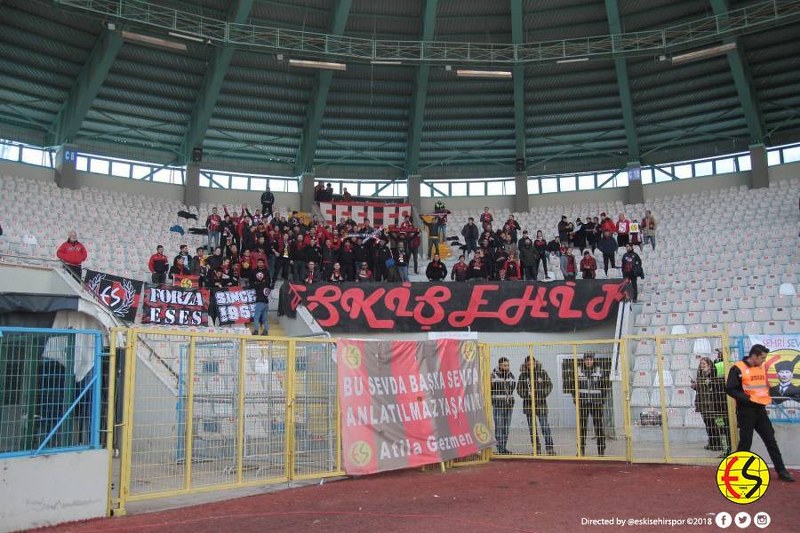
left=280, top=280, right=627, bottom=333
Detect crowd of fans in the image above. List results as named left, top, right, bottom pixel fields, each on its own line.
left=140, top=201, right=657, bottom=300
left=52, top=195, right=657, bottom=304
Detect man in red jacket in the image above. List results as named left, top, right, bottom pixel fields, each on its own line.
left=147, top=245, right=169, bottom=284
left=56, top=230, right=88, bottom=279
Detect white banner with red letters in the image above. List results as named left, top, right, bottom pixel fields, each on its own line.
left=320, top=201, right=412, bottom=227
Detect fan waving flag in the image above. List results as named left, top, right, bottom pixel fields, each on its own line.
left=338, top=339, right=494, bottom=475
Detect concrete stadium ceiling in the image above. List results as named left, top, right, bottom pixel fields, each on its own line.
left=0, top=0, right=799, bottom=181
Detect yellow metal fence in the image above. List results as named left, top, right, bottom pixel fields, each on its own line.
left=109, top=328, right=341, bottom=515
left=108, top=329, right=733, bottom=515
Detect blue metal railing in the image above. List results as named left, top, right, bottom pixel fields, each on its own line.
left=0, top=327, right=104, bottom=458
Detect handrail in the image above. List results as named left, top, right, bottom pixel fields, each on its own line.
left=53, top=0, right=800, bottom=64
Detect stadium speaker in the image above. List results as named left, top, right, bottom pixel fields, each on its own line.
left=192, top=147, right=203, bottom=162
left=515, top=158, right=525, bottom=172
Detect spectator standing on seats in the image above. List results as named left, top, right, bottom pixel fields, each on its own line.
left=573, top=218, right=587, bottom=254
left=355, top=261, right=372, bottom=282
left=580, top=250, right=597, bottom=279
left=692, top=356, right=728, bottom=452
left=191, top=247, right=208, bottom=286
left=433, top=199, right=448, bottom=240
left=148, top=245, right=169, bottom=285
left=600, top=212, right=616, bottom=235
left=56, top=230, right=88, bottom=279
left=323, top=183, right=334, bottom=202
left=517, top=355, right=555, bottom=455
left=567, top=352, right=609, bottom=456
left=504, top=215, right=521, bottom=244
left=534, top=230, right=550, bottom=280
left=206, top=246, right=223, bottom=273
left=726, top=344, right=795, bottom=482
left=479, top=207, right=493, bottom=230
left=249, top=258, right=273, bottom=336
left=419, top=214, right=440, bottom=259
left=168, top=256, right=190, bottom=281
left=562, top=246, right=577, bottom=281
left=642, top=210, right=657, bottom=251
left=426, top=253, right=447, bottom=282
left=175, top=244, right=193, bottom=270
left=503, top=253, right=522, bottom=280
left=584, top=216, right=598, bottom=253
left=461, top=217, right=479, bottom=257
left=491, top=357, right=515, bottom=454
left=468, top=249, right=488, bottom=280
left=393, top=242, right=410, bottom=282
left=451, top=255, right=469, bottom=282
left=303, top=261, right=321, bottom=284
left=260, top=186, right=275, bottom=218
left=620, top=243, right=643, bottom=302
left=205, top=207, right=222, bottom=251
left=597, top=231, right=618, bottom=277
left=629, top=219, right=643, bottom=252
left=616, top=213, right=630, bottom=248
left=518, top=232, right=539, bottom=281
left=328, top=262, right=346, bottom=283
left=557, top=215, right=570, bottom=243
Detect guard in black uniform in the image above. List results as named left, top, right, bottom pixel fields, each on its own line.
left=567, top=352, right=610, bottom=456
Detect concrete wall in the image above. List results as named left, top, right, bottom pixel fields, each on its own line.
left=0, top=263, right=75, bottom=295
left=0, top=449, right=109, bottom=532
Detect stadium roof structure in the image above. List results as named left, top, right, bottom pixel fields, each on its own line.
left=1, top=0, right=799, bottom=181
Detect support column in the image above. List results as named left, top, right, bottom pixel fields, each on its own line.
left=514, top=171, right=529, bottom=213
left=54, top=145, right=79, bottom=190
left=184, top=163, right=201, bottom=208
left=407, top=174, right=421, bottom=218
left=749, top=144, right=769, bottom=189
left=300, top=171, right=316, bottom=212
left=626, top=161, right=644, bottom=205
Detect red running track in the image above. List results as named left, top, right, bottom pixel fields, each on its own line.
left=40, top=461, right=797, bottom=533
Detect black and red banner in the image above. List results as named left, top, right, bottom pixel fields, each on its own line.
left=280, top=280, right=627, bottom=333
left=83, top=270, right=143, bottom=322
left=142, top=284, right=210, bottom=326
left=213, top=287, right=256, bottom=325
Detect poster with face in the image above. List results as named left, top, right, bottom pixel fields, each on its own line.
left=748, top=335, right=800, bottom=422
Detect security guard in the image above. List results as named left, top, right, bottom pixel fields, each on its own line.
left=569, top=352, right=609, bottom=456
left=490, top=357, right=516, bottom=454
left=713, top=348, right=732, bottom=456
left=725, top=344, right=794, bottom=482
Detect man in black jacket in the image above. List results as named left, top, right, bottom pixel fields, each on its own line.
left=425, top=254, right=447, bottom=281
left=249, top=258, right=273, bottom=335
left=491, top=357, right=516, bottom=454
left=260, top=186, right=275, bottom=218
left=461, top=217, right=479, bottom=257
left=517, top=356, right=555, bottom=455
left=566, top=352, right=610, bottom=456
